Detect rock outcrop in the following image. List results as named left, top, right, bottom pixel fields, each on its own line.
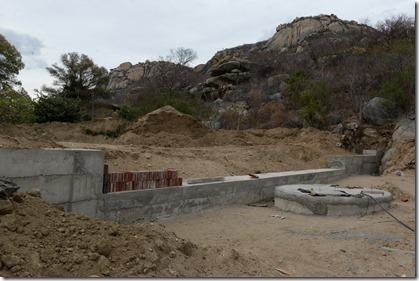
left=194, top=57, right=255, bottom=102
left=107, top=61, right=164, bottom=92
left=265, top=14, right=372, bottom=51
left=106, top=60, right=199, bottom=104
left=381, top=117, right=416, bottom=173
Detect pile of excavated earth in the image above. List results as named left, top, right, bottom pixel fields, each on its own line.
left=0, top=187, right=266, bottom=277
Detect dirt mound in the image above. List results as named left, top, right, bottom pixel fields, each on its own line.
left=128, top=106, right=210, bottom=137
left=115, top=106, right=213, bottom=147
left=0, top=190, right=265, bottom=277
left=0, top=123, right=62, bottom=149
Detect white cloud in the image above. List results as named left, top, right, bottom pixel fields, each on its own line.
left=0, top=27, right=47, bottom=70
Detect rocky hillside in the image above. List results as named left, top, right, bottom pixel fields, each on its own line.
left=106, top=60, right=201, bottom=104
left=105, top=14, right=414, bottom=155
left=107, top=14, right=376, bottom=103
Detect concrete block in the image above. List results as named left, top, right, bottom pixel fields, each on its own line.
left=0, top=149, right=74, bottom=177
left=0, top=148, right=104, bottom=216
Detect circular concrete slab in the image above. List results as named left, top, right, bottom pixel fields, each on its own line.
left=274, top=184, right=392, bottom=216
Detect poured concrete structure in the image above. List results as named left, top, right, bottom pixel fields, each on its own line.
left=275, top=184, right=392, bottom=216
left=0, top=148, right=104, bottom=218
left=99, top=168, right=346, bottom=223
left=0, top=148, right=384, bottom=223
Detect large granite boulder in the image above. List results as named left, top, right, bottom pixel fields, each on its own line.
left=392, top=117, right=415, bottom=143
left=362, top=97, right=401, bottom=126
left=381, top=117, right=416, bottom=173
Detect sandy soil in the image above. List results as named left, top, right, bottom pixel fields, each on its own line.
left=0, top=106, right=415, bottom=277
left=161, top=170, right=416, bottom=277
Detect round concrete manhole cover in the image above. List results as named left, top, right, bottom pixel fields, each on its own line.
left=274, top=184, right=392, bottom=216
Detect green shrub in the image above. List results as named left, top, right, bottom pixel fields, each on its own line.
left=284, top=70, right=310, bottom=108
left=284, top=72, right=332, bottom=128
left=33, top=94, right=83, bottom=123
left=375, top=67, right=415, bottom=112
left=118, top=106, right=141, bottom=121
left=297, top=81, right=331, bottom=128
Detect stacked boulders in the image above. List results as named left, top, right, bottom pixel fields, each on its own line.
left=197, top=58, right=253, bottom=102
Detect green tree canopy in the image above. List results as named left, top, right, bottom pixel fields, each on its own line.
left=0, top=34, right=34, bottom=124
left=0, top=86, right=34, bottom=123
left=43, top=52, right=109, bottom=100
left=0, top=34, right=25, bottom=89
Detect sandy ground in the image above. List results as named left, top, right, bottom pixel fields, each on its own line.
left=0, top=106, right=415, bottom=277
left=161, top=170, right=416, bottom=277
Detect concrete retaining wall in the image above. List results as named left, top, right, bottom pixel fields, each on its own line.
left=0, top=148, right=104, bottom=218
left=99, top=168, right=347, bottom=223
left=327, top=149, right=383, bottom=176
left=0, top=148, right=383, bottom=223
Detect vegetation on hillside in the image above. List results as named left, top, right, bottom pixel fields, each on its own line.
left=235, top=14, right=415, bottom=130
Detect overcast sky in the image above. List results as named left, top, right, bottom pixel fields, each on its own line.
left=0, top=0, right=415, bottom=98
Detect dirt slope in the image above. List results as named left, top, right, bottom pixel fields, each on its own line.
left=0, top=107, right=352, bottom=179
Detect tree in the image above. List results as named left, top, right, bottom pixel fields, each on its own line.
left=376, top=14, right=415, bottom=45
left=372, top=14, right=415, bottom=114
left=0, top=34, right=25, bottom=89
left=166, top=47, right=198, bottom=66
left=0, top=34, right=34, bottom=123
left=43, top=52, right=109, bottom=100
left=152, top=47, right=199, bottom=93
left=0, top=86, right=34, bottom=123
left=298, top=82, right=330, bottom=128
left=41, top=52, right=110, bottom=119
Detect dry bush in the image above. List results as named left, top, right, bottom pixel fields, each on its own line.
left=255, top=101, right=285, bottom=129
left=218, top=108, right=241, bottom=130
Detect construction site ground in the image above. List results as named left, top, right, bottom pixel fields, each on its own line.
left=0, top=107, right=415, bottom=277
